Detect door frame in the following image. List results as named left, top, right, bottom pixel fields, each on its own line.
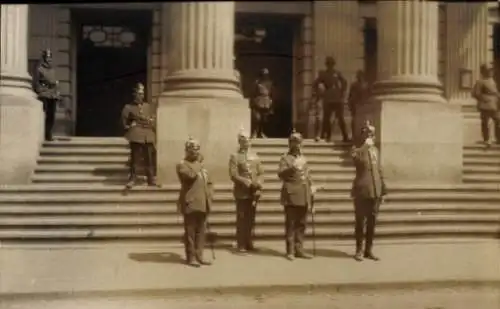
left=70, top=8, right=154, bottom=136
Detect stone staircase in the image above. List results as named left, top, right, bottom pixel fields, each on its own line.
left=0, top=137, right=498, bottom=244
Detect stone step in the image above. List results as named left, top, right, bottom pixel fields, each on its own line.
left=2, top=192, right=500, bottom=203
left=0, top=213, right=496, bottom=227
left=0, top=224, right=494, bottom=240
left=1, top=203, right=498, bottom=215
left=462, top=174, right=500, bottom=182
left=463, top=158, right=500, bottom=165
left=463, top=166, right=500, bottom=174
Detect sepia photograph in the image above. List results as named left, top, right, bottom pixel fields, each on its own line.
left=0, top=1, right=499, bottom=308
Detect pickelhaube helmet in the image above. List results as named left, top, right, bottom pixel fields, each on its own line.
left=260, top=68, right=269, bottom=76
left=41, top=48, right=52, bottom=57
left=237, top=125, right=250, bottom=142
left=361, top=120, right=375, bottom=135
left=185, top=136, right=201, bottom=151
left=134, top=83, right=145, bottom=94
left=289, top=128, right=303, bottom=143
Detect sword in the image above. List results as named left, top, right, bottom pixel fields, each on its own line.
left=308, top=185, right=325, bottom=256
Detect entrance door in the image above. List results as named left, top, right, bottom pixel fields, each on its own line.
left=73, top=9, right=152, bottom=137
left=494, top=23, right=500, bottom=85
left=235, top=14, right=297, bottom=138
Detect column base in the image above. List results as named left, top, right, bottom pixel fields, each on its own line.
left=156, top=95, right=250, bottom=184
left=0, top=94, right=44, bottom=184
left=356, top=99, right=463, bottom=184
left=373, top=77, right=446, bottom=104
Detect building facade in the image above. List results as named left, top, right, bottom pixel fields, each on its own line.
left=0, top=1, right=499, bottom=185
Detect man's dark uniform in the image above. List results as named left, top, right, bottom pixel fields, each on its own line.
left=229, top=128, right=264, bottom=253
left=278, top=131, right=315, bottom=260
left=350, top=121, right=387, bottom=261
left=34, top=49, right=60, bottom=141
left=251, top=68, right=273, bottom=138
left=313, top=56, right=350, bottom=142
left=176, top=138, right=214, bottom=267
left=472, top=63, right=500, bottom=146
left=348, top=70, right=371, bottom=145
left=121, top=83, right=156, bottom=187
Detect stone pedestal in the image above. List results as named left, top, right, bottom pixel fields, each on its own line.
left=157, top=2, right=249, bottom=184
left=363, top=0, right=463, bottom=184
left=0, top=4, right=44, bottom=185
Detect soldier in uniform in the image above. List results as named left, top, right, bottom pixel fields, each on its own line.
left=350, top=121, right=387, bottom=262
left=309, top=83, right=326, bottom=142
left=250, top=68, right=274, bottom=138
left=121, top=83, right=157, bottom=188
left=472, top=63, right=500, bottom=147
left=348, top=70, right=371, bottom=144
left=176, top=138, right=214, bottom=267
left=34, top=49, right=60, bottom=141
left=278, top=130, right=318, bottom=261
left=313, top=56, right=350, bottom=143
left=229, top=127, right=264, bottom=254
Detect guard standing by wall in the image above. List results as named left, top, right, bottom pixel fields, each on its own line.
left=176, top=138, right=214, bottom=267
left=229, top=127, right=264, bottom=254
left=309, top=83, right=325, bottom=142
left=350, top=121, right=387, bottom=262
left=278, top=130, right=317, bottom=261
left=34, top=49, right=60, bottom=141
left=472, top=63, right=500, bottom=147
left=250, top=68, right=274, bottom=138
left=313, top=56, right=350, bottom=143
left=348, top=70, right=371, bottom=145
left=121, top=83, right=157, bottom=188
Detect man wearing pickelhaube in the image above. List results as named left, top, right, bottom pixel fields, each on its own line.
left=250, top=68, right=274, bottom=138
left=176, top=137, right=214, bottom=267
left=350, top=121, right=387, bottom=262
left=313, top=56, right=350, bottom=143
left=121, top=83, right=157, bottom=188
left=34, top=49, right=61, bottom=141
left=278, top=130, right=317, bottom=260
left=229, top=126, right=264, bottom=254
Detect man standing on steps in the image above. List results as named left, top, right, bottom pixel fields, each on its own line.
left=121, top=83, right=157, bottom=188
left=350, top=121, right=387, bottom=262
left=278, top=130, right=317, bottom=261
left=176, top=137, right=214, bottom=267
left=250, top=68, right=274, bottom=138
left=312, top=56, right=351, bottom=143
left=34, top=49, right=61, bottom=141
left=472, top=63, right=500, bottom=147
left=348, top=70, right=371, bottom=145
left=229, top=127, right=264, bottom=254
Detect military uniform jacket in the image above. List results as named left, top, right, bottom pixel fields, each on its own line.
left=176, top=159, right=214, bottom=214
left=34, top=62, right=60, bottom=100
left=251, top=79, right=273, bottom=110
left=278, top=152, right=313, bottom=207
left=229, top=150, right=264, bottom=200
left=472, top=78, right=499, bottom=111
left=351, top=144, right=387, bottom=199
left=121, top=102, right=156, bottom=144
left=348, top=81, right=371, bottom=114
left=314, top=69, right=347, bottom=104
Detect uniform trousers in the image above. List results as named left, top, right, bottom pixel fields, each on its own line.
left=41, top=97, right=58, bottom=140
left=235, top=199, right=256, bottom=250
left=129, top=142, right=155, bottom=183
left=183, top=211, right=207, bottom=261
left=354, top=197, right=379, bottom=253
left=284, top=205, right=308, bottom=255
left=479, top=109, right=500, bottom=143
left=322, top=103, right=349, bottom=141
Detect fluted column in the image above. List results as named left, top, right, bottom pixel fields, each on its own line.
left=163, top=2, right=241, bottom=98
left=374, top=0, right=445, bottom=103
left=0, top=4, right=35, bottom=98
left=444, top=3, right=491, bottom=104
left=0, top=4, right=44, bottom=185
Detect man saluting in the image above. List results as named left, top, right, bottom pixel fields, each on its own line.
left=278, top=130, right=317, bottom=261
left=176, top=137, right=214, bottom=267
left=350, top=121, right=387, bottom=261
left=229, top=127, right=264, bottom=254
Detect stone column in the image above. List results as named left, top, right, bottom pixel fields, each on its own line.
left=444, top=3, right=492, bottom=143
left=360, top=0, right=463, bottom=184
left=0, top=4, right=44, bottom=184
left=157, top=2, right=249, bottom=184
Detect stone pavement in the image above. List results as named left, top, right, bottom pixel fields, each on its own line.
left=0, top=239, right=499, bottom=298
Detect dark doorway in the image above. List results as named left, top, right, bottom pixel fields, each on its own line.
left=363, top=18, right=378, bottom=84
left=235, top=14, right=298, bottom=138
left=73, top=9, right=152, bottom=137
left=494, top=23, right=500, bottom=85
